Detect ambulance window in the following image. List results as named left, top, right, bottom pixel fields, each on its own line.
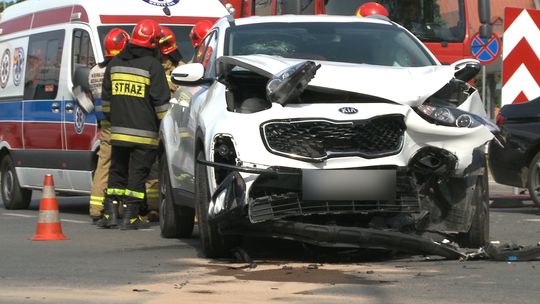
left=72, top=29, right=96, bottom=78
left=254, top=0, right=272, bottom=16
left=23, top=30, right=65, bottom=100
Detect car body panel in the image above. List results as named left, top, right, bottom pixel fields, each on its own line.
left=217, top=55, right=455, bottom=107
left=489, top=98, right=540, bottom=187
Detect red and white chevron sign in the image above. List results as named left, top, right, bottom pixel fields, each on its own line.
left=502, top=7, right=540, bottom=106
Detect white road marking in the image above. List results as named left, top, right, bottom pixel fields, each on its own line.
left=523, top=219, right=540, bottom=222
left=2, top=213, right=35, bottom=218
left=60, top=219, right=90, bottom=224
left=2, top=212, right=89, bottom=224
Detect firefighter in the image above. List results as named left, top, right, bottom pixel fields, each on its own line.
left=355, top=2, right=389, bottom=17
left=190, top=19, right=213, bottom=61
left=159, top=25, right=185, bottom=95
left=87, top=28, right=130, bottom=223
left=99, top=19, right=170, bottom=230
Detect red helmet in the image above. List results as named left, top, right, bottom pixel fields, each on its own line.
left=189, top=20, right=213, bottom=48
left=159, top=26, right=177, bottom=55
left=356, top=2, right=389, bottom=17
left=104, top=28, right=130, bottom=57
left=130, top=19, right=162, bottom=48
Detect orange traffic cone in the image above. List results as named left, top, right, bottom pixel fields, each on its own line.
left=31, top=174, right=68, bottom=241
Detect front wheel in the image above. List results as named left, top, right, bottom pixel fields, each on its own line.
left=195, top=151, right=239, bottom=258
left=159, top=156, right=194, bottom=238
left=458, top=172, right=490, bottom=248
left=527, top=151, right=540, bottom=208
left=1, top=155, right=32, bottom=210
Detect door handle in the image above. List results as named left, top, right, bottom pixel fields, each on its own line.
left=51, top=102, right=60, bottom=113
left=65, top=103, right=74, bottom=113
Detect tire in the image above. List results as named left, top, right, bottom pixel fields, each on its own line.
left=1, top=155, right=32, bottom=210
left=195, top=151, right=239, bottom=258
left=159, top=156, right=194, bottom=238
left=527, top=152, right=540, bottom=208
left=459, top=171, right=490, bottom=248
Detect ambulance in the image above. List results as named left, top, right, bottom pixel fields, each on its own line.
left=0, top=0, right=228, bottom=209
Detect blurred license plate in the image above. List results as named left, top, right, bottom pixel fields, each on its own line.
left=302, top=169, right=396, bottom=201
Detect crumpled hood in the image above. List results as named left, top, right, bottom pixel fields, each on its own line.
left=217, top=55, right=455, bottom=106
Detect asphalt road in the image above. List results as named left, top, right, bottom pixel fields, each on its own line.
left=0, top=181, right=538, bottom=304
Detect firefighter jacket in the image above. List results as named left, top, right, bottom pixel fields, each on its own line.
left=102, top=44, right=170, bottom=148
left=88, top=60, right=108, bottom=123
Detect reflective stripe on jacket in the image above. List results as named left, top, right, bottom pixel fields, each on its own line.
left=102, top=45, right=170, bottom=148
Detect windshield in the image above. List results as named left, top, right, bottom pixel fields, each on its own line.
left=324, top=0, right=466, bottom=43
left=225, top=22, right=435, bottom=67
left=97, top=25, right=194, bottom=60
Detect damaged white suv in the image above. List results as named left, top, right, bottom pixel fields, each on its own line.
left=159, top=15, right=497, bottom=258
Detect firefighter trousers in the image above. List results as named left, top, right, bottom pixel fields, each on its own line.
left=106, top=145, right=158, bottom=206
left=89, top=123, right=111, bottom=218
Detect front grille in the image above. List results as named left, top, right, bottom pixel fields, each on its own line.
left=261, top=115, right=405, bottom=161
left=249, top=174, right=420, bottom=223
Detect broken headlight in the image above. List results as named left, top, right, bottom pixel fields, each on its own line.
left=266, top=61, right=320, bottom=105
left=416, top=104, right=498, bottom=132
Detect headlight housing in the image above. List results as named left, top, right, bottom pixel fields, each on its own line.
left=416, top=104, right=499, bottom=133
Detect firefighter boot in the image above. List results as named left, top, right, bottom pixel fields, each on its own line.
left=120, top=203, right=150, bottom=230
left=96, top=200, right=119, bottom=229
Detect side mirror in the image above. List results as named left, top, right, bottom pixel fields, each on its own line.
left=171, top=63, right=210, bottom=85
left=452, top=58, right=481, bottom=82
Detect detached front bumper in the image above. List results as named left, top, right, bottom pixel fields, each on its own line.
left=199, top=158, right=473, bottom=259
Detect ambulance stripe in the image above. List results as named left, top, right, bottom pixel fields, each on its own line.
left=111, top=66, right=150, bottom=78
left=111, top=73, right=150, bottom=85
left=0, top=6, right=89, bottom=36
left=111, top=127, right=158, bottom=138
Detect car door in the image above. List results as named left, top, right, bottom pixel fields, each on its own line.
left=62, top=27, right=99, bottom=191
left=169, top=30, right=219, bottom=193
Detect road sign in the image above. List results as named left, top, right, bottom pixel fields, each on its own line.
left=502, top=7, right=540, bottom=106
left=470, top=32, right=501, bottom=65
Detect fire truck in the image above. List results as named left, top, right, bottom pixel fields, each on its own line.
left=219, top=0, right=492, bottom=64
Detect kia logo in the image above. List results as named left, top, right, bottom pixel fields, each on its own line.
left=339, top=107, right=358, bottom=114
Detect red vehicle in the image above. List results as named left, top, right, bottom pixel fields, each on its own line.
left=220, top=0, right=491, bottom=64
